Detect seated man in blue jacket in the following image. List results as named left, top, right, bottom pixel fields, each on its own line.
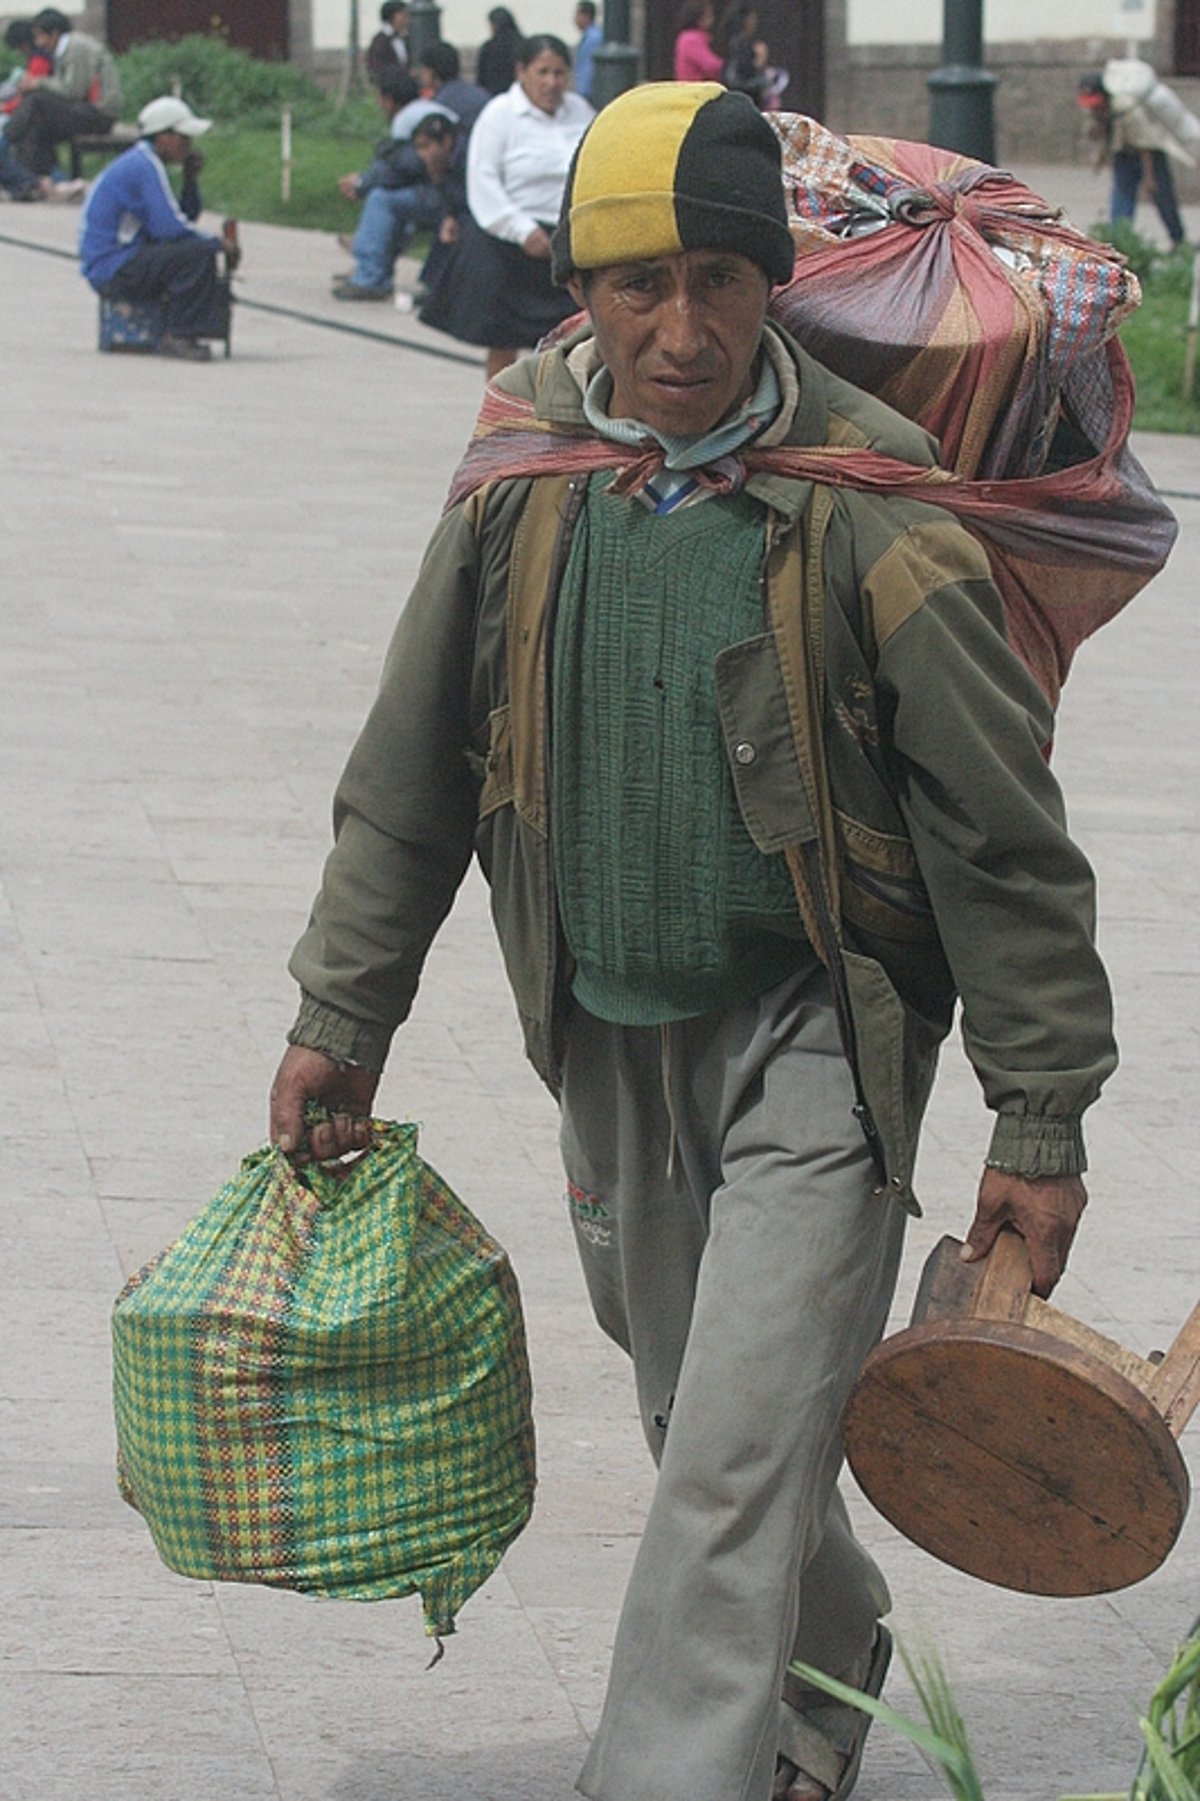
left=78, top=94, right=231, bottom=362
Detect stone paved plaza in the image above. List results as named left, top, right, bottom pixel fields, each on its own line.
left=1, top=177, right=1197, bottom=1801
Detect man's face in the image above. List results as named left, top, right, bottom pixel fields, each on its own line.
left=575, top=6, right=592, bottom=29
left=33, top=26, right=57, bottom=51
left=570, top=249, right=770, bottom=438
left=155, top=129, right=192, bottom=163
left=414, top=128, right=452, bottom=181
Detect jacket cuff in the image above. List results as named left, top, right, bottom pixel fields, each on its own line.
left=287, top=995, right=392, bottom=1074
left=985, top=1113, right=1087, bottom=1178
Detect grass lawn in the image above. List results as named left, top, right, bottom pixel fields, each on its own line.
left=192, top=122, right=377, bottom=235
left=1119, top=283, right=1200, bottom=435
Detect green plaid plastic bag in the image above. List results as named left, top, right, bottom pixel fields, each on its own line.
left=111, top=1121, right=536, bottom=1638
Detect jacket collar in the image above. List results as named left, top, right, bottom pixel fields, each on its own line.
left=516, top=320, right=831, bottom=523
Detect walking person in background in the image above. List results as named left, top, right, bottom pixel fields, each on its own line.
left=476, top=7, right=524, bottom=96
left=418, top=33, right=591, bottom=378
left=1077, top=61, right=1194, bottom=249
left=573, top=1, right=603, bottom=102
left=366, top=2, right=410, bottom=84
left=673, top=0, right=724, bottom=83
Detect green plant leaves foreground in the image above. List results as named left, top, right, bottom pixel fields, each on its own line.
left=791, top=1622, right=1199, bottom=1801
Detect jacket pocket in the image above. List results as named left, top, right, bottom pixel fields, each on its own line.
left=842, top=949, right=941, bottom=1215
left=475, top=705, right=514, bottom=821
left=836, top=810, right=939, bottom=946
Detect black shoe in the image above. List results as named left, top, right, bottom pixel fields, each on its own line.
left=331, top=279, right=393, bottom=301
left=159, top=334, right=212, bottom=362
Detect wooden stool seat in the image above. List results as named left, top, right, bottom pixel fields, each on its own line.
left=843, top=1231, right=1200, bottom=1596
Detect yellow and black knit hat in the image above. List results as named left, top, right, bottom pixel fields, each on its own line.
left=551, top=82, right=794, bottom=288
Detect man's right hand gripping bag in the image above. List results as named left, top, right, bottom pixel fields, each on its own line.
left=111, top=1121, right=536, bottom=1641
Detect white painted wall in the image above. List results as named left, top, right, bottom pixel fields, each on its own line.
left=310, top=0, right=583, bottom=56
left=846, top=0, right=1152, bottom=47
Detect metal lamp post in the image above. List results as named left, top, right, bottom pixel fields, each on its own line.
left=927, top=0, right=997, bottom=163
left=407, top=0, right=443, bottom=67
left=591, top=0, right=639, bottom=110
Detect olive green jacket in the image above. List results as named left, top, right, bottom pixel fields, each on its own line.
left=289, top=327, right=1115, bottom=1211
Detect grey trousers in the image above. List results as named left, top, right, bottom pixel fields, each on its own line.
left=559, top=967, right=907, bottom=1801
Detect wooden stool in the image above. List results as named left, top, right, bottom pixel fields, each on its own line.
left=843, top=1230, right=1200, bottom=1596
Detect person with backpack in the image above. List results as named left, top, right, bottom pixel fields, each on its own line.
left=268, top=83, right=1116, bottom=1801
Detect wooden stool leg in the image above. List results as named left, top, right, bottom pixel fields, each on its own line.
left=1147, top=1303, right=1200, bottom=1437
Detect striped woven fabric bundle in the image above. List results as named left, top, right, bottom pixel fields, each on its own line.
left=112, top=1122, right=536, bottom=1638
left=766, top=114, right=1141, bottom=481
left=446, top=121, right=1176, bottom=709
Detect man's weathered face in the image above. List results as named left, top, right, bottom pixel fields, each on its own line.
left=570, top=249, right=770, bottom=438
left=155, top=128, right=192, bottom=164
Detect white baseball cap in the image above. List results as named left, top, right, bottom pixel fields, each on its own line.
left=137, top=96, right=213, bottom=138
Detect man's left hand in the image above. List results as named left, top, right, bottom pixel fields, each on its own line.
left=961, top=1168, right=1087, bottom=1299
left=338, top=172, right=361, bottom=201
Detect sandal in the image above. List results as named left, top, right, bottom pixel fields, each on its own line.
left=774, top=1623, right=893, bottom=1801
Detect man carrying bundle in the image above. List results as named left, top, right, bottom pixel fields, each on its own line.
left=268, top=83, right=1116, bottom=1801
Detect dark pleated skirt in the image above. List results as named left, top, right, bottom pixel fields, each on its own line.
left=419, top=217, right=577, bottom=350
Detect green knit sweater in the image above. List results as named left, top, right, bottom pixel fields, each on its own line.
left=552, top=476, right=813, bottom=1025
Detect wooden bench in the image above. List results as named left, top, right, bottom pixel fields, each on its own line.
left=69, top=121, right=139, bottom=179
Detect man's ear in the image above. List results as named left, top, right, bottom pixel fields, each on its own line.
left=567, top=273, right=586, bottom=310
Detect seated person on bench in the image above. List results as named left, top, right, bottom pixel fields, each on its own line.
left=5, top=7, right=120, bottom=189
left=78, top=96, right=234, bottom=362
left=0, top=19, right=65, bottom=201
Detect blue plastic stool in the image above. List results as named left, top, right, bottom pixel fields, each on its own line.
left=98, top=294, right=165, bottom=353
left=97, top=280, right=232, bottom=358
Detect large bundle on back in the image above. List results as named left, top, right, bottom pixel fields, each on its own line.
left=764, top=116, right=1177, bottom=705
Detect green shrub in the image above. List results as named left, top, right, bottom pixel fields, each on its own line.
left=115, top=32, right=370, bottom=133
left=1088, top=218, right=1162, bottom=282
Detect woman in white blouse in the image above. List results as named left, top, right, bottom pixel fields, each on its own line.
left=418, top=34, right=593, bottom=378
